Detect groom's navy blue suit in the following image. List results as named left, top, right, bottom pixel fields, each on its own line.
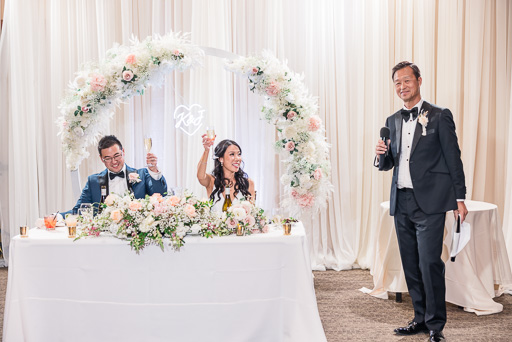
left=378, top=101, right=466, bottom=332
left=63, top=165, right=167, bottom=216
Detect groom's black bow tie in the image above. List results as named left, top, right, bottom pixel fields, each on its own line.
left=109, top=170, right=125, bottom=180
left=401, top=107, right=419, bottom=121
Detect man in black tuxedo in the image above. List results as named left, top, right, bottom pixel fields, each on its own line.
left=375, top=61, right=467, bottom=342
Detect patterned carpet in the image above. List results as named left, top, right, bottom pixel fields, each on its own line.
left=1, top=267, right=511, bottom=341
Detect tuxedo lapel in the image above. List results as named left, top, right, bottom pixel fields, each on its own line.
left=410, top=101, right=431, bottom=156
left=125, top=166, right=136, bottom=194
left=394, top=112, right=402, bottom=155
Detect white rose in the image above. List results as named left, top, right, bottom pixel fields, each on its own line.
left=176, top=222, right=187, bottom=238
left=74, top=75, right=87, bottom=88
left=190, top=224, right=201, bottom=234
left=283, top=125, right=297, bottom=139
left=281, top=174, right=292, bottom=186
left=302, top=142, right=316, bottom=156
left=232, top=207, right=247, bottom=221
left=139, top=215, right=155, bottom=233
left=299, top=174, right=313, bottom=189
left=73, top=127, right=84, bottom=137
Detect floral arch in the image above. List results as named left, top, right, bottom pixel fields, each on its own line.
left=58, top=32, right=332, bottom=215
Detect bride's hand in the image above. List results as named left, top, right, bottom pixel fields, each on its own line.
left=202, top=134, right=215, bottom=151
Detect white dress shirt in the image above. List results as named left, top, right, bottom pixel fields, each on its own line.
left=397, top=99, right=424, bottom=189
left=108, top=164, right=162, bottom=196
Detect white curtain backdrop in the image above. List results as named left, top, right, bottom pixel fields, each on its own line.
left=1, top=0, right=512, bottom=271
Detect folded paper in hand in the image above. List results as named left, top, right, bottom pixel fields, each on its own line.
left=450, top=216, right=471, bottom=262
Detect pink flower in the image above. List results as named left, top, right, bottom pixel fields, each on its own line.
left=128, top=173, right=141, bottom=183
left=287, top=111, right=297, bottom=120
left=313, top=168, right=323, bottom=180
left=244, top=215, right=256, bottom=227
left=251, top=229, right=260, bottom=234
left=297, top=193, right=315, bottom=208
left=226, top=218, right=237, bottom=229
left=173, top=50, right=181, bottom=56
left=285, top=141, right=295, bottom=152
left=252, top=67, right=259, bottom=74
left=266, top=81, right=281, bottom=96
left=125, top=54, right=136, bottom=65
left=110, top=210, right=123, bottom=223
left=104, top=194, right=119, bottom=206
left=129, top=201, right=142, bottom=211
left=262, top=225, right=269, bottom=233
left=166, top=196, right=180, bottom=206
left=291, top=190, right=299, bottom=198
left=90, top=73, right=107, bottom=92
left=122, top=70, right=134, bottom=82
left=184, top=204, right=196, bottom=218
left=308, top=115, right=322, bottom=132
left=151, top=193, right=164, bottom=203
left=81, top=106, right=89, bottom=112
left=152, top=203, right=167, bottom=216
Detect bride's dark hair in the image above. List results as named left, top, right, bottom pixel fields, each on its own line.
left=210, top=139, right=250, bottom=204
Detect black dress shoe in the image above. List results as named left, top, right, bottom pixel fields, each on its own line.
left=429, top=330, right=445, bottom=342
left=394, top=321, right=428, bottom=335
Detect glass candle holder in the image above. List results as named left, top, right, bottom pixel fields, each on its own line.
left=236, top=223, right=245, bottom=236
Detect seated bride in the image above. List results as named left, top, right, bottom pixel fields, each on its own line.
left=197, top=135, right=255, bottom=211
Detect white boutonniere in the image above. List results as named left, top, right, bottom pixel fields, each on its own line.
left=128, top=172, right=142, bottom=184
left=418, top=110, right=429, bottom=136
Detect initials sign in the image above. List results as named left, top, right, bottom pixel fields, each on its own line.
left=173, top=104, right=206, bottom=136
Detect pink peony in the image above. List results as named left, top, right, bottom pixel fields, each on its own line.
left=152, top=203, right=168, bottom=216
left=262, top=225, right=270, bottom=233
left=285, top=141, right=295, bottom=152
left=90, top=73, right=107, bottom=92
left=184, top=204, right=196, bottom=218
left=129, top=201, right=142, bottom=211
left=122, top=70, right=134, bottom=82
left=308, top=115, right=322, bottom=132
left=313, top=168, right=323, bottom=180
left=110, top=210, right=123, bottom=223
left=244, top=215, right=256, bottom=227
left=266, top=81, right=281, bottom=96
left=226, top=218, right=238, bottom=229
left=287, top=111, right=297, bottom=120
left=297, top=193, right=315, bottom=208
left=252, top=67, right=259, bottom=74
left=166, top=196, right=180, bottom=206
left=125, top=54, right=136, bottom=65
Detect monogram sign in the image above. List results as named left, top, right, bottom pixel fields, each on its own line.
left=173, top=104, right=206, bottom=136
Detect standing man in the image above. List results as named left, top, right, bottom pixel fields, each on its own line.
left=63, top=135, right=167, bottom=216
left=375, top=61, right=467, bottom=342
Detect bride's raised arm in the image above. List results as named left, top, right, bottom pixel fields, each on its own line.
left=197, top=134, right=214, bottom=188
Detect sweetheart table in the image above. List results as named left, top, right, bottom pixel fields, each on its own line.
left=3, top=223, right=327, bottom=342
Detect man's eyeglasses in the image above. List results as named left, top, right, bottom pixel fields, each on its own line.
left=102, top=152, right=123, bottom=163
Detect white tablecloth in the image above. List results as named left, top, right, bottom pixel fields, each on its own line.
left=3, top=223, right=327, bottom=342
left=363, top=200, right=512, bottom=315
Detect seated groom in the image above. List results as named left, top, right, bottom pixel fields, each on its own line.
left=63, top=135, right=167, bottom=216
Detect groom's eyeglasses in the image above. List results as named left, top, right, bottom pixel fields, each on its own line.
left=102, top=152, right=123, bottom=163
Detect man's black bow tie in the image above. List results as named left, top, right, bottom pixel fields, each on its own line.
left=109, top=170, right=125, bottom=180
left=401, top=107, right=419, bottom=121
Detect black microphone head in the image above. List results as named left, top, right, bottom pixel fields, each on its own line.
left=380, top=127, right=390, bottom=138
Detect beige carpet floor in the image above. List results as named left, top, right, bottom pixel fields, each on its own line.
left=1, top=267, right=511, bottom=341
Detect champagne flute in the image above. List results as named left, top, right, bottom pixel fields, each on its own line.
left=144, top=136, right=153, bottom=167
left=206, top=126, right=215, bottom=159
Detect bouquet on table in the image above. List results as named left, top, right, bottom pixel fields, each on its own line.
left=76, top=191, right=269, bottom=253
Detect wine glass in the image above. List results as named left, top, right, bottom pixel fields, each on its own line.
left=144, top=136, right=153, bottom=167
left=206, top=126, right=215, bottom=159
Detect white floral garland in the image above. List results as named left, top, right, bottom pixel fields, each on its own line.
left=57, top=32, right=204, bottom=170
left=225, top=52, right=333, bottom=215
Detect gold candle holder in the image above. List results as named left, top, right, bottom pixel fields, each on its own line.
left=236, top=223, right=245, bottom=236
left=65, top=215, right=78, bottom=238
left=283, top=223, right=292, bottom=235
left=20, top=226, right=28, bottom=238
left=68, top=226, right=77, bottom=238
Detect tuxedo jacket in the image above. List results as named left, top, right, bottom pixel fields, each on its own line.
left=64, top=165, right=167, bottom=216
left=378, top=101, right=466, bottom=216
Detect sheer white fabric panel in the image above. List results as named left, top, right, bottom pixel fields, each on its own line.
left=1, top=0, right=512, bottom=271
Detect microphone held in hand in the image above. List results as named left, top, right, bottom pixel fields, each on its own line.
left=379, top=127, right=390, bottom=170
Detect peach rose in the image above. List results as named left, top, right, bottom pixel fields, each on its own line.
left=129, top=201, right=142, bottom=211
left=104, top=194, right=119, bottom=206
left=110, top=210, right=123, bottom=223
left=266, top=81, right=280, bottom=96
left=125, top=54, right=136, bottom=65
left=313, top=168, right=323, bottom=180
left=308, top=115, right=322, bottom=132
left=184, top=204, right=196, bottom=218
left=285, top=141, right=295, bottom=152
left=166, top=195, right=180, bottom=206
left=90, top=73, right=107, bottom=92
left=122, top=70, right=134, bottom=82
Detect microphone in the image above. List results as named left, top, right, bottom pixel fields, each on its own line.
left=379, top=127, right=390, bottom=170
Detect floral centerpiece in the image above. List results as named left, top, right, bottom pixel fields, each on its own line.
left=75, top=191, right=269, bottom=253
left=225, top=52, right=333, bottom=216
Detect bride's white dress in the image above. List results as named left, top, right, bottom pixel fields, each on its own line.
left=210, top=191, right=242, bottom=212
